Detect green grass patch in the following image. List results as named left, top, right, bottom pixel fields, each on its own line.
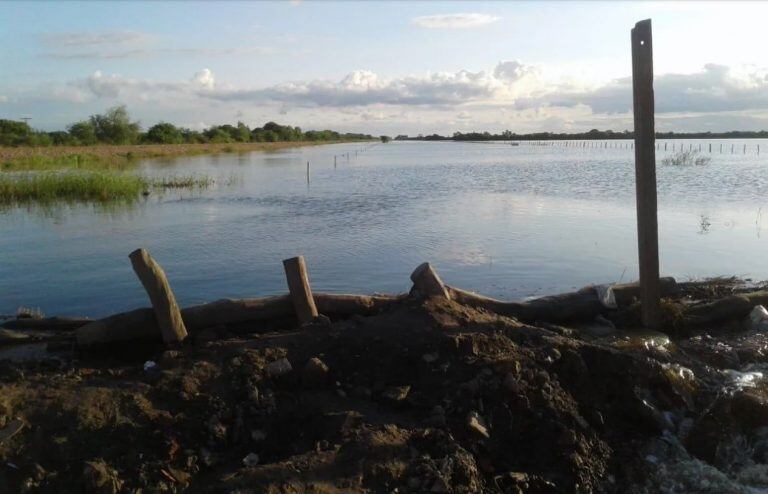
left=1, top=153, right=132, bottom=172
left=0, top=171, right=216, bottom=206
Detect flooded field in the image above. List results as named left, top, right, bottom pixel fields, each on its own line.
left=2, top=139, right=768, bottom=317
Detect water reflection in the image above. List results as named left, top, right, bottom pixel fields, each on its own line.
left=2, top=140, right=768, bottom=317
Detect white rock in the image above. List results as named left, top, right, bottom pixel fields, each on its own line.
left=749, top=305, right=768, bottom=330
left=143, top=361, right=157, bottom=371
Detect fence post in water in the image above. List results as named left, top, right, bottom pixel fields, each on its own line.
left=129, top=248, right=188, bottom=345
left=709, top=143, right=711, bottom=153
left=631, top=19, right=661, bottom=329
left=334, top=155, right=337, bottom=168
left=283, top=256, right=319, bottom=325
left=744, top=144, right=747, bottom=154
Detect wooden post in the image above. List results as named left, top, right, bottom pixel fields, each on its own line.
left=631, top=19, right=661, bottom=328
left=410, top=262, right=450, bottom=300
left=283, top=256, right=319, bottom=325
left=129, top=248, right=188, bottom=345
left=307, top=161, right=310, bottom=183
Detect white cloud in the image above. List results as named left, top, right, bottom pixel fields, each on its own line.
left=41, top=30, right=152, bottom=47
left=0, top=95, right=7, bottom=103
left=412, top=13, right=500, bottom=29
left=192, top=69, right=216, bottom=90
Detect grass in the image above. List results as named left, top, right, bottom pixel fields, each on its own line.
left=661, top=149, right=711, bottom=166
left=0, top=171, right=217, bottom=206
left=0, top=141, right=356, bottom=172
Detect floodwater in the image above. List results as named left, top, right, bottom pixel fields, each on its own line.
left=2, top=139, right=768, bottom=317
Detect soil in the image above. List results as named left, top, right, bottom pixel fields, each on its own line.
left=3, top=286, right=768, bottom=493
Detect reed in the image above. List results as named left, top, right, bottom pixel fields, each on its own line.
left=0, top=171, right=215, bottom=205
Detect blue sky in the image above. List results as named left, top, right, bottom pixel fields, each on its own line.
left=2, top=1, right=768, bottom=134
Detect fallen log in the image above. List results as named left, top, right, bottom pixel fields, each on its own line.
left=76, top=293, right=402, bottom=346
left=1, top=316, right=92, bottom=332
left=683, top=291, right=768, bottom=327
left=129, top=248, right=188, bottom=345
left=446, top=277, right=677, bottom=324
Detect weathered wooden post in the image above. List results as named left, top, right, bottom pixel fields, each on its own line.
left=283, top=256, right=319, bottom=325
left=129, top=248, right=188, bottom=345
left=307, top=161, right=310, bottom=183
left=631, top=19, right=661, bottom=328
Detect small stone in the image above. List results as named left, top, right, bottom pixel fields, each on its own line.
left=382, top=385, right=411, bottom=402
left=303, top=357, right=329, bottom=388
left=422, top=352, right=439, bottom=363
left=143, top=361, right=157, bottom=372
left=242, top=453, right=260, bottom=467
left=337, top=389, right=347, bottom=398
left=467, top=411, right=490, bottom=438
left=266, top=358, right=292, bottom=378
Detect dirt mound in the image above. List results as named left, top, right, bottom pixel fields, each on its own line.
left=0, top=296, right=763, bottom=492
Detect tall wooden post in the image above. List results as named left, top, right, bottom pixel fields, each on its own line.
left=631, top=19, right=661, bottom=328
left=129, top=248, right=188, bottom=345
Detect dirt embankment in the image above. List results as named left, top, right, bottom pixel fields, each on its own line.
left=3, top=287, right=768, bottom=493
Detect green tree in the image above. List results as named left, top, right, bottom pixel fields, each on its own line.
left=67, top=121, right=98, bottom=145
left=89, top=105, right=140, bottom=144
left=145, top=122, right=184, bottom=144
left=380, top=135, right=391, bottom=143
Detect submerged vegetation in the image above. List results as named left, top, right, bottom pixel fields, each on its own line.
left=0, top=171, right=216, bottom=206
left=662, top=149, right=712, bottom=166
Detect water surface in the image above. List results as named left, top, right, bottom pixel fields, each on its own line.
left=3, top=139, right=768, bottom=317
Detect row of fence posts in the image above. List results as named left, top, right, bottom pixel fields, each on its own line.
left=517, top=140, right=761, bottom=155
left=306, top=143, right=378, bottom=183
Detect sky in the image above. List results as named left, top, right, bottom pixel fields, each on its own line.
left=2, top=0, right=768, bottom=135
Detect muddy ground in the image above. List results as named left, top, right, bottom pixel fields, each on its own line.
left=3, top=283, right=768, bottom=493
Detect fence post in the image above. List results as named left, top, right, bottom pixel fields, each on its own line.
left=631, top=19, right=661, bottom=328
left=129, top=248, right=188, bottom=345
left=283, top=256, right=319, bottom=325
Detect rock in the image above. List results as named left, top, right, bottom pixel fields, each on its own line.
left=266, top=358, right=292, bottom=378
left=303, top=357, right=329, bottom=388
left=242, top=453, right=260, bottom=467
left=303, top=314, right=332, bottom=329
left=82, top=460, right=122, bottom=494
left=381, top=385, right=411, bottom=402
left=467, top=411, right=490, bottom=439
left=422, top=352, right=439, bottom=363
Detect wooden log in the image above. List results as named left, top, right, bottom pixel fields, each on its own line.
left=1, top=316, right=92, bottom=331
left=410, top=262, right=451, bottom=300
left=631, top=19, right=662, bottom=328
left=446, top=277, right=677, bottom=324
left=129, top=248, right=188, bottom=345
left=283, top=256, right=319, bottom=324
left=75, top=293, right=402, bottom=346
left=684, top=291, right=768, bottom=326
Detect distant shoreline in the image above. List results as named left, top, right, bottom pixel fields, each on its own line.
left=0, top=140, right=372, bottom=169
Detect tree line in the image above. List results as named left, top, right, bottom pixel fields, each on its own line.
left=394, top=128, right=768, bottom=142
left=0, top=106, right=375, bottom=147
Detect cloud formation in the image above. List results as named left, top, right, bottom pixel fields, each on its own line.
left=412, top=13, right=500, bottom=29
left=12, top=59, right=768, bottom=134
left=41, top=30, right=152, bottom=47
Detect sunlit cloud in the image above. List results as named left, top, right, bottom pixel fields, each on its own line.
left=412, top=13, right=500, bottom=29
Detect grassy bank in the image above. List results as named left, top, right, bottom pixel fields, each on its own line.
left=0, top=171, right=216, bottom=206
left=0, top=141, right=360, bottom=172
